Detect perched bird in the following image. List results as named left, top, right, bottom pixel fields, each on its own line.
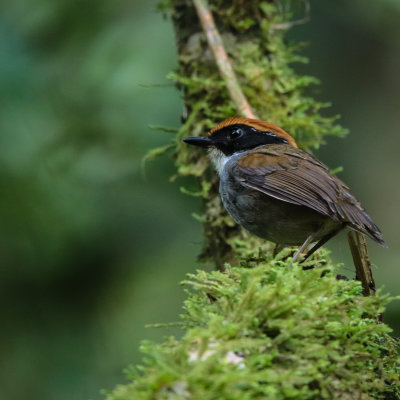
left=183, top=117, right=387, bottom=263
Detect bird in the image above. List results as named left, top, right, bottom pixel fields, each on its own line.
left=183, top=117, right=387, bottom=263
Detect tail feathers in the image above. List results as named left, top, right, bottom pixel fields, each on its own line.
left=347, top=217, right=388, bottom=248
left=335, top=197, right=387, bottom=248
left=365, top=226, right=388, bottom=248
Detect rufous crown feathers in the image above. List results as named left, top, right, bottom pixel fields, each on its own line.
left=209, top=117, right=298, bottom=148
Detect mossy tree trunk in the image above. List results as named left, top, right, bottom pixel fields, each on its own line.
left=169, top=0, right=347, bottom=268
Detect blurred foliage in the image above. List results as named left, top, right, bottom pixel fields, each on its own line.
left=0, top=1, right=399, bottom=400
left=0, top=1, right=200, bottom=400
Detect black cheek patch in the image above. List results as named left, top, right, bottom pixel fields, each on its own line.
left=236, top=133, right=287, bottom=151
left=212, top=124, right=288, bottom=155
left=218, top=142, right=235, bottom=156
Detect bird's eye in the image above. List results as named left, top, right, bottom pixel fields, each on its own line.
left=230, top=129, right=243, bottom=139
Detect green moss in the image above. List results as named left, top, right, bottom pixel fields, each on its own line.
left=105, top=260, right=400, bottom=399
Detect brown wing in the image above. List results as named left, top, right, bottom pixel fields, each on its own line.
left=234, top=145, right=387, bottom=247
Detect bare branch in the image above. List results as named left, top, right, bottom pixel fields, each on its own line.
left=348, top=231, right=376, bottom=297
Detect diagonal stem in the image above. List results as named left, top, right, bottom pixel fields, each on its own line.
left=192, top=0, right=257, bottom=119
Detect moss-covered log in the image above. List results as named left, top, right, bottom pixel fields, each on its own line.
left=107, top=261, right=399, bottom=399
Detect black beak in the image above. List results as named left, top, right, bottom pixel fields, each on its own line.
left=182, top=136, right=213, bottom=148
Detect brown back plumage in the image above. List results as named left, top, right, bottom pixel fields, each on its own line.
left=235, top=145, right=387, bottom=247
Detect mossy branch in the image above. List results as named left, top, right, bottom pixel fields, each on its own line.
left=105, top=260, right=399, bottom=400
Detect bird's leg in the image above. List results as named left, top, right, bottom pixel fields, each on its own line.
left=289, top=234, right=314, bottom=267
left=290, top=225, right=344, bottom=267
left=273, top=243, right=285, bottom=257
left=303, top=226, right=343, bottom=262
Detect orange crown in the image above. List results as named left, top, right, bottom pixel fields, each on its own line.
left=209, top=117, right=298, bottom=148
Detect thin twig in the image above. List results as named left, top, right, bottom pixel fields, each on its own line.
left=271, top=0, right=310, bottom=30
left=271, top=17, right=309, bottom=31
left=192, top=0, right=257, bottom=119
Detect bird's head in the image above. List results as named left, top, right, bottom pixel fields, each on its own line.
left=183, top=117, right=297, bottom=156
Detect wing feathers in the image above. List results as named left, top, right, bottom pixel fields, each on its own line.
left=234, top=145, right=387, bottom=247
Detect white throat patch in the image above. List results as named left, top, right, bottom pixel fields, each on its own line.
left=208, top=148, right=231, bottom=176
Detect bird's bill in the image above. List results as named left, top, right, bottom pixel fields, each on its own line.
left=182, top=136, right=213, bottom=148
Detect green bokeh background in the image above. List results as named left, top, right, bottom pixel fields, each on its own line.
left=0, top=1, right=399, bottom=399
